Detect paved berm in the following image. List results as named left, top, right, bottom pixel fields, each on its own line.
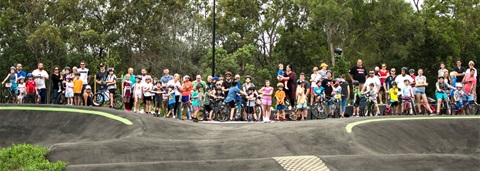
left=0, top=104, right=479, bottom=171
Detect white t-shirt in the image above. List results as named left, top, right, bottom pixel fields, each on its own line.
left=168, top=80, right=182, bottom=96
left=364, top=77, right=381, bottom=92
left=395, top=74, right=413, bottom=90
left=77, top=68, right=89, bottom=85
left=17, top=83, right=25, bottom=94
left=32, top=69, right=49, bottom=89
left=143, top=82, right=153, bottom=97
left=402, top=86, right=414, bottom=98
left=66, top=82, right=74, bottom=93
left=310, top=73, right=320, bottom=88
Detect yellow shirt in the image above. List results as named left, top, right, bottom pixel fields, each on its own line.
left=73, top=79, right=83, bottom=94
left=389, top=88, right=399, bottom=102
left=296, top=86, right=306, bottom=104
left=275, top=90, right=286, bottom=105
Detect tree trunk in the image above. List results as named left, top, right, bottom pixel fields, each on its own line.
left=329, top=42, right=335, bottom=67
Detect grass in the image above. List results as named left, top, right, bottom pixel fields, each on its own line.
left=0, top=144, right=67, bottom=171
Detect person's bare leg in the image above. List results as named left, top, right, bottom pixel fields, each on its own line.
left=416, top=94, right=422, bottom=114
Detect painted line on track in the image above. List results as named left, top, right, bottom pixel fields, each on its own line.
left=346, top=116, right=480, bottom=133
left=0, top=106, right=133, bottom=125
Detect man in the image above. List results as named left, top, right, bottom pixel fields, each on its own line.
left=77, top=60, right=90, bottom=96
left=95, top=63, right=108, bottom=92
left=349, top=59, right=367, bottom=89
left=454, top=60, right=466, bottom=87
left=363, top=70, right=381, bottom=115
left=160, top=69, right=173, bottom=84
left=206, top=76, right=214, bottom=89
left=192, top=75, right=207, bottom=91
left=15, top=63, right=26, bottom=79
left=32, top=63, right=49, bottom=104
left=394, top=67, right=414, bottom=91
left=222, top=72, right=233, bottom=95
left=122, top=67, right=136, bottom=111
left=140, top=68, right=149, bottom=84
left=298, top=73, right=311, bottom=102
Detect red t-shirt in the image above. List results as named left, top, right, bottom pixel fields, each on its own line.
left=26, top=80, right=36, bottom=93
left=410, top=74, right=416, bottom=88
left=182, top=81, right=193, bottom=96
left=379, top=69, right=389, bottom=84
left=463, top=75, right=476, bottom=94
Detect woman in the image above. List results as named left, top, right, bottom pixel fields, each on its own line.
left=280, top=65, right=296, bottom=107
left=242, top=75, right=255, bottom=93
left=464, top=61, right=477, bottom=103
left=310, top=67, right=320, bottom=105
left=415, top=69, right=433, bottom=114
left=378, top=64, right=389, bottom=104
left=259, top=80, right=273, bottom=122
left=318, top=63, right=328, bottom=81
left=51, top=66, right=63, bottom=104
left=181, top=75, right=193, bottom=120
left=463, top=68, right=476, bottom=105
left=438, top=62, right=448, bottom=77
left=168, top=74, right=183, bottom=119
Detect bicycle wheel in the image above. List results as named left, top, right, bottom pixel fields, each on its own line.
left=92, top=93, right=105, bottom=107
left=383, top=105, right=391, bottom=115
left=466, top=103, right=478, bottom=115
left=411, top=101, right=417, bottom=115
left=56, top=93, right=66, bottom=105
left=255, top=105, right=263, bottom=120
left=197, top=108, right=205, bottom=121
left=234, top=106, right=243, bottom=121
left=113, top=94, right=124, bottom=110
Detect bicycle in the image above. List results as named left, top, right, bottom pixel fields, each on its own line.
left=401, top=96, right=417, bottom=115
left=311, top=96, right=327, bottom=119
left=56, top=90, right=66, bottom=105
left=452, top=100, right=478, bottom=115
left=1, top=85, right=16, bottom=104
left=329, top=94, right=342, bottom=118
left=361, top=93, right=378, bottom=117
left=254, top=97, right=263, bottom=121
left=92, top=89, right=124, bottom=110
left=416, top=98, right=436, bottom=115
left=437, top=90, right=452, bottom=115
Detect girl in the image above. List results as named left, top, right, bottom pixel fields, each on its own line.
left=2, top=67, right=18, bottom=97
left=181, top=75, right=193, bottom=120
left=143, top=76, right=154, bottom=114
left=167, top=85, right=176, bottom=118
left=123, top=74, right=132, bottom=112
left=378, top=63, right=389, bottom=104
left=192, top=85, right=203, bottom=122
left=247, top=86, right=258, bottom=121
left=415, top=69, right=433, bottom=114
left=310, top=67, right=320, bottom=105
left=65, top=75, right=74, bottom=106
left=133, top=75, right=143, bottom=113
left=242, top=75, right=255, bottom=93
left=296, top=80, right=307, bottom=120
left=106, top=68, right=117, bottom=108
left=259, top=80, right=273, bottom=122
left=17, top=76, right=25, bottom=104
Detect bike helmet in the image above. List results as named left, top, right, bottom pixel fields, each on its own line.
left=297, top=79, right=304, bottom=84
left=10, top=66, right=15, bottom=71
left=409, top=69, right=415, bottom=74
left=215, top=86, right=222, bottom=91
left=213, top=76, right=219, bottom=81
left=352, top=80, right=359, bottom=86
left=401, top=67, right=408, bottom=72
left=326, top=70, right=332, bottom=74
left=66, top=75, right=73, bottom=80
left=168, top=85, right=174, bottom=88
left=135, top=75, right=142, bottom=79
left=456, top=84, right=463, bottom=88
left=195, top=84, right=203, bottom=89
left=64, top=67, right=71, bottom=71
left=27, top=73, right=33, bottom=77
left=392, top=81, right=397, bottom=85
left=108, top=67, right=114, bottom=72
left=145, top=75, right=151, bottom=80
left=277, top=83, right=284, bottom=87
left=248, top=86, right=256, bottom=91
left=18, top=76, right=25, bottom=80
left=245, top=75, right=252, bottom=80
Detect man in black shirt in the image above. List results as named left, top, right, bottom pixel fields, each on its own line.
left=51, top=66, right=62, bottom=104
left=95, top=63, right=108, bottom=92
left=322, top=71, right=334, bottom=98
left=349, top=59, right=367, bottom=89
left=454, top=60, right=465, bottom=86
left=222, top=71, right=233, bottom=95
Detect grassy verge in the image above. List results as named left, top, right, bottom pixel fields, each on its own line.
left=0, top=144, right=67, bottom=171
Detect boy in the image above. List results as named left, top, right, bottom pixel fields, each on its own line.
left=153, top=81, right=165, bottom=117
left=365, top=83, right=380, bottom=116
left=167, top=85, right=176, bottom=118
left=401, top=79, right=414, bottom=115
left=73, top=73, right=83, bottom=105
left=351, top=81, right=361, bottom=117
left=17, top=76, right=25, bottom=104
left=25, top=73, right=37, bottom=104
left=204, top=87, right=214, bottom=121
left=332, top=79, right=343, bottom=117
left=84, top=85, right=93, bottom=106
left=388, top=82, right=400, bottom=115
left=275, top=83, right=286, bottom=121
left=277, top=64, right=287, bottom=90
left=435, top=76, right=455, bottom=115
left=245, top=86, right=258, bottom=122
left=225, top=81, right=245, bottom=121
left=453, top=85, right=464, bottom=113
left=162, top=83, right=169, bottom=117
left=192, top=84, right=204, bottom=122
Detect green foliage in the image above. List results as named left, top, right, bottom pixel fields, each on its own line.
left=0, top=144, right=67, bottom=171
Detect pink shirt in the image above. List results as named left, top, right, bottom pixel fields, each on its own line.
left=463, top=75, right=476, bottom=94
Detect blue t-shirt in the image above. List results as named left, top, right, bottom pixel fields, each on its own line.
left=168, top=91, right=176, bottom=105
left=314, top=86, right=324, bottom=96
left=15, top=70, right=26, bottom=79
left=225, top=86, right=240, bottom=103
left=161, top=75, right=174, bottom=84
left=277, top=69, right=284, bottom=76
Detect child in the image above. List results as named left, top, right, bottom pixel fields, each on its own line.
left=313, top=81, right=325, bottom=102
left=73, top=73, right=83, bottom=105
left=162, top=83, right=169, bottom=117
left=143, top=76, right=154, bottom=114
left=365, top=83, right=380, bottom=116
left=259, top=80, right=274, bottom=122
left=352, top=81, right=361, bottom=117
left=275, top=83, right=286, bottom=121
left=17, top=76, right=25, bottom=104
left=133, top=75, right=143, bottom=113
left=106, top=68, right=117, bottom=108
left=244, top=86, right=257, bottom=122
left=65, top=75, right=74, bottom=106
left=2, top=67, right=18, bottom=96
left=401, top=79, right=414, bottom=115
left=388, top=82, right=400, bottom=115
left=453, top=85, right=464, bottom=112
left=25, top=73, right=37, bottom=103
left=84, top=85, right=93, bottom=106
left=167, top=85, right=176, bottom=118
left=332, top=79, right=343, bottom=117
left=204, top=87, right=214, bottom=121
left=153, top=81, right=165, bottom=117
left=123, top=74, right=132, bottom=112
left=192, top=85, right=203, bottom=122
left=277, top=64, right=287, bottom=90
left=296, top=80, right=307, bottom=120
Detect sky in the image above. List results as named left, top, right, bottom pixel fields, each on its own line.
left=405, top=0, right=424, bottom=10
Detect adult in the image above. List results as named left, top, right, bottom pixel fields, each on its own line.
left=77, top=60, right=90, bottom=95
left=168, top=74, right=182, bottom=119
left=394, top=67, right=413, bottom=91
left=339, top=75, right=350, bottom=117
left=378, top=63, right=389, bottom=104
left=363, top=70, right=381, bottom=115
left=463, top=68, right=476, bottom=104
left=349, top=59, right=367, bottom=90
left=464, top=61, right=477, bottom=103
left=318, top=63, right=328, bottom=81
left=32, top=63, right=49, bottom=104
left=95, top=63, right=108, bottom=92
left=140, top=68, right=149, bottom=84
left=181, top=75, right=193, bottom=120
left=222, top=72, right=233, bottom=95
left=160, top=69, right=174, bottom=84
left=122, top=68, right=136, bottom=111
left=15, top=63, right=26, bottom=79
left=280, top=64, right=296, bottom=106
left=50, top=66, right=63, bottom=104
left=438, top=62, right=448, bottom=77
left=298, top=73, right=310, bottom=103
left=192, top=75, right=207, bottom=91
left=242, top=75, right=255, bottom=93
left=414, top=69, right=433, bottom=114
left=310, top=67, right=321, bottom=105
left=206, top=76, right=214, bottom=90
left=454, top=60, right=466, bottom=87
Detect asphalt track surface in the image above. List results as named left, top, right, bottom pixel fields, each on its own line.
left=0, top=104, right=479, bottom=171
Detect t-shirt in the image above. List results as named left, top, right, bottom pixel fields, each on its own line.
left=73, top=79, right=83, bottom=93
left=402, top=86, right=413, bottom=98
left=225, top=86, right=240, bottom=103
left=17, top=83, right=25, bottom=94
left=314, top=86, right=324, bottom=96
left=283, top=72, right=297, bottom=92
left=222, top=80, right=233, bottom=94
left=26, top=80, right=36, bottom=93
left=161, top=75, right=174, bottom=84
left=168, top=90, right=176, bottom=105
left=181, top=81, right=193, bottom=96
left=167, top=80, right=182, bottom=96
left=454, top=66, right=465, bottom=82
left=275, top=90, right=286, bottom=105
left=321, top=78, right=333, bottom=97
left=333, top=86, right=342, bottom=99
left=296, top=86, right=306, bottom=104
left=277, top=69, right=284, bottom=76
left=394, top=74, right=413, bottom=90
left=32, top=69, right=48, bottom=89
left=385, top=75, right=397, bottom=90
left=365, top=77, right=381, bottom=92
left=349, top=66, right=367, bottom=83
left=153, top=86, right=163, bottom=101
left=192, top=81, right=207, bottom=91
left=96, top=71, right=108, bottom=90
left=192, top=91, right=202, bottom=107
left=415, top=76, right=427, bottom=92
left=318, top=70, right=327, bottom=80
left=454, top=90, right=464, bottom=102
left=143, top=83, right=153, bottom=97
left=122, top=74, right=136, bottom=88
left=204, top=92, right=212, bottom=105
left=242, top=83, right=255, bottom=92
left=409, top=74, right=416, bottom=88
left=465, top=68, right=478, bottom=79
left=311, top=73, right=320, bottom=88
left=378, top=69, right=389, bottom=84
left=438, top=69, right=448, bottom=77
left=389, top=88, right=399, bottom=102
left=66, top=82, right=74, bottom=93
left=463, top=75, right=476, bottom=94
left=51, top=74, right=62, bottom=90
left=340, top=81, right=349, bottom=97
left=77, top=68, right=89, bottom=85
left=106, top=74, right=117, bottom=90
left=303, top=81, right=311, bottom=94
left=15, top=70, right=26, bottom=79
left=436, top=82, right=449, bottom=93
left=247, top=93, right=256, bottom=107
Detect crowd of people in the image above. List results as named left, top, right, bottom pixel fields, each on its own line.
left=2, top=59, right=478, bottom=122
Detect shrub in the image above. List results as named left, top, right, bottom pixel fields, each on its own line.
left=0, top=144, right=67, bottom=171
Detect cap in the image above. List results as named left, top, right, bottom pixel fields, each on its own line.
left=85, top=85, right=92, bottom=90
left=10, top=66, right=15, bottom=70
left=225, top=72, right=232, bottom=76
left=18, top=76, right=25, bottom=80
left=99, top=63, right=104, bottom=67
left=184, top=75, right=190, bottom=80
left=320, top=63, right=328, bottom=67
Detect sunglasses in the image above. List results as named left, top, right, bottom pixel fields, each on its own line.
left=369, top=73, right=375, bottom=74
left=382, top=66, right=386, bottom=67
left=391, top=70, right=396, bottom=72
left=80, top=64, right=85, bottom=66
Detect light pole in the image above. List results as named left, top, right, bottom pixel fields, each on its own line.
left=212, top=0, right=216, bottom=77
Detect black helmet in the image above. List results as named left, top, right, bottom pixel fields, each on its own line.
left=352, top=80, right=359, bottom=86
left=248, top=86, right=256, bottom=91
left=195, top=84, right=203, bottom=89
left=409, top=69, right=415, bottom=74
left=245, top=75, right=252, bottom=80
left=64, top=67, right=71, bottom=71
left=108, top=67, right=114, bottom=72
left=168, top=85, right=174, bottom=88
left=401, top=67, right=408, bottom=72
left=297, top=79, right=304, bottom=84
left=392, top=81, right=397, bottom=85
left=215, top=86, right=222, bottom=91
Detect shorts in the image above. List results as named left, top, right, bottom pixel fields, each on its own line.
left=353, top=98, right=360, bottom=107
left=246, top=106, right=254, bottom=114
left=390, top=101, right=399, bottom=107
left=455, top=101, right=463, bottom=109
left=181, top=96, right=190, bottom=103
left=310, top=87, right=315, bottom=95
left=463, top=94, right=474, bottom=101
left=155, top=100, right=162, bottom=108
left=108, top=89, right=116, bottom=95
left=168, top=104, right=175, bottom=110
left=435, top=92, right=448, bottom=100
left=144, top=96, right=152, bottom=101
left=380, top=86, right=385, bottom=92
left=296, top=103, right=307, bottom=109
left=66, top=91, right=74, bottom=98
left=227, top=101, right=235, bottom=108
left=204, top=105, right=213, bottom=112
left=74, top=93, right=81, bottom=97
left=414, top=88, right=425, bottom=95
left=124, top=89, right=131, bottom=98
left=193, top=106, right=200, bottom=111
left=276, top=104, right=286, bottom=110
left=10, top=87, right=18, bottom=95
left=134, top=91, right=143, bottom=99
left=262, top=98, right=272, bottom=106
